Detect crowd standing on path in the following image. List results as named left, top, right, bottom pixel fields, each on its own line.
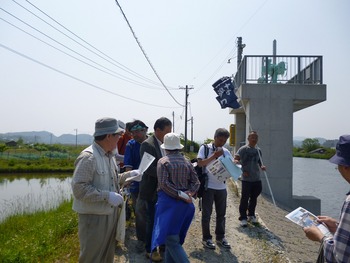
left=197, top=128, right=232, bottom=250
left=234, top=131, right=266, bottom=227
left=70, top=118, right=287, bottom=263
left=151, top=133, right=200, bottom=263
left=303, top=134, right=350, bottom=263
left=71, top=117, right=141, bottom=263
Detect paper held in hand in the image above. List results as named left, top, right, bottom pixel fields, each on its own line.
left=285, top=207, right=332, bottom=237
left=125, top=152, right=155, bottom=182
left=206, top=155, right=242, bottom=181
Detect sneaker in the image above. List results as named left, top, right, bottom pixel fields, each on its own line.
left=202, top=239, right=216, bottom=249
left=146, top=251, right=163, bottom=262
left=217, top=238, right=231, bottom=249
left=240, top=219, right=248, bottom=227
left=248, top=216, right=258, bottom=224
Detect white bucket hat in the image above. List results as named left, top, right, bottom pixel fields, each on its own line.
left=161, top=133, right=184, bottom=150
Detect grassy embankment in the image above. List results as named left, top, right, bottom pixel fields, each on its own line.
left=0, top=199, right=79, bottom=262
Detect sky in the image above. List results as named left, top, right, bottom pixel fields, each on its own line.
left=1, top=0, right=349, bottom=143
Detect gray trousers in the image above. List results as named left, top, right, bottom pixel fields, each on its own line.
left=78, top=209, right=118, bottom=263
left=201, top=188, right=227, bottom=241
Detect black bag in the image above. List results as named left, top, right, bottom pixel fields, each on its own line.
left=191, top=144, right=209, bottom=198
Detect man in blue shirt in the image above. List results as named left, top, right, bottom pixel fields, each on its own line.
left=124, top=120, right=148, bottom=250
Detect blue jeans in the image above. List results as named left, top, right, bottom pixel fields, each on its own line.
left=164, top=235, right=189, bottom=263
left=239, top=180, right=262, bottom=220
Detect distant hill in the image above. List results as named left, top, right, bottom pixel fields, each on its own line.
left=0, top=131, right=338, bottom=148
left=0, top=131, right=93, bottom=145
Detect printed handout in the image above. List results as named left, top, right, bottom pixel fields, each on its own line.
left=285, top=207, right=332, bottom=237
left=206, top=155, right=242, bottom=181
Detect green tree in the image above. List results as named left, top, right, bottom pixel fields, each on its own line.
left=302, top=138, right=320, bottom=152
left=0, top=144, right=8, bottom=155
left=17, top=137, right=24, bottom=145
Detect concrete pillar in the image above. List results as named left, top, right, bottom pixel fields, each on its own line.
left=232, top=83, right=326, bottom=214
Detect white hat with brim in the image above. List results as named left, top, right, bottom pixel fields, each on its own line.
left=93, top=117, right=125, bottom=137
left=161, top=132, right=184, bottom=150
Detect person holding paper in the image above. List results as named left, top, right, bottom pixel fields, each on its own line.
left=234, top=131, right=266, bottom=227
left=152, top=133, right=200, bottom=263
left=197, top=128, right=232, bottom=249
left=303, top=135, right=350, bottom=263
left=71, top=117, right=141, bottom=263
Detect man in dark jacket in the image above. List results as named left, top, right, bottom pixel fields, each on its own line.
left=138, top=117, right=172, bottom=262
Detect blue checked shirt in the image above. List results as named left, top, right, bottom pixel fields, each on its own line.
left=324, top=193, right=350, bottom=262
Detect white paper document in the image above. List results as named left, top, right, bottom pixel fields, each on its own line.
left=219, top=155, right=242, bottom=180
left=285, top=207, right=332, bottom=237
left=206, top=155, right=242, bottom=181
left=125, top=152, right=155, bottom=182
left=206, top=158, right=232, bottom=182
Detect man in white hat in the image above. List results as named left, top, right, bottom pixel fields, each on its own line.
left=151, top=132, right=200, bottom=263
left=71, top=117, right=141, bottom=263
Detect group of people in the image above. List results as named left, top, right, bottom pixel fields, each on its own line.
left=70, top=116, right=267, bottom=263
left=71, top=116, right=350, bottom=263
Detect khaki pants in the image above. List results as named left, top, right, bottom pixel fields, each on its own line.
left=78, top=209, right=118, bottom=263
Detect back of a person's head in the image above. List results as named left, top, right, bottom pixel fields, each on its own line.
left=125, top=122, right=133, bottom=132
left=214, top=128, right=230, bottom=139
left=154, top=117, right=172, bottom=131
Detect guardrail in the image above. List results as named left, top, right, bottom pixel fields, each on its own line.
left=234, top=55, right=323, bottom=87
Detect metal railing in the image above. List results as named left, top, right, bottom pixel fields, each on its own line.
left=234, top=55, right=323, bottom=87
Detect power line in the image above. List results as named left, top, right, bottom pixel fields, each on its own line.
left=17, top=0, right=165, bottom=88
left=114, top=0, right=184, bottom=107
left=0, top=42, right=181, bottom=109
left=0, top=16, right=166, bottom=90
left=1, top=5, right=171, bottom=91
left=188, top=0, right=270, bottom=94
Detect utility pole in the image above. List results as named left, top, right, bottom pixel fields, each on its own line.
left=74, top=129, right=78, bottom=148
left=190, top=116, right=194, bottom=152
left=172, top=111, right=175, bottom=132
left=237, top=37, right=246, bottom=69
left=179, top=85, right=193, bottom=152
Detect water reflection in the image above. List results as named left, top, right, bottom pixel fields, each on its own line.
left=0, top=174, right=72, bottom=222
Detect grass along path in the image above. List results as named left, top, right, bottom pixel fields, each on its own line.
left=0, top=200, right=79, bottom=262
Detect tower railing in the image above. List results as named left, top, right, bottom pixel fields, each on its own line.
left=234, top=55, right=323, bottom=87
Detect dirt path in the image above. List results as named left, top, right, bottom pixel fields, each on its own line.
left=115, top=180, right=319, bottom=262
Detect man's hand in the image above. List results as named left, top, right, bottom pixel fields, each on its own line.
left=125, top=169, right=143, bottom=182
left=303, top=225, right=324, bottom=242
left=130, top=169, right=141, bottom=177
left=213, top=148, right=224, bottom=158
left=108, top=192, right=124, bottom=207
left=317, top=216, right=338, bottom=233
